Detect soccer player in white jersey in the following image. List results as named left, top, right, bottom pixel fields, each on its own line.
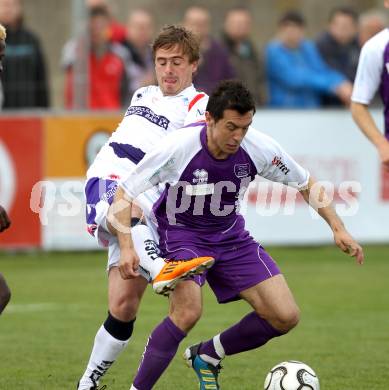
left=351, top=0, right=389, bottom=171
left=77, top=26, right=213, bottom=390
left=111, top=80, right=364, bottom=389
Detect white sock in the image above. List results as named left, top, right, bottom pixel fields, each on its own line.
left=200, top=334, right=225, bottom=367
left=131, top=224, right=166, bottom=280
left=79, top=325, right=129, bottom=387
left=130, top=386, right=139, bottom=390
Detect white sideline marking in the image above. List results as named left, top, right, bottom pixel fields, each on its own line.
left=6, top=303, right=84, bottom=313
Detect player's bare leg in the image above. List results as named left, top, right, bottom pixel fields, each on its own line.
left=77, top=269, right=148, bottom=390
left=78, top=205, right=148, bottom=390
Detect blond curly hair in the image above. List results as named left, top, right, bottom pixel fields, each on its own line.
left=0, top=23, right=6, bottom=41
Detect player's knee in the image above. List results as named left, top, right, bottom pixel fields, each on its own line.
left=275, top=306, right=300, bottom=333
left=109, top=294, right=140, bottom=322
left=171, top=303, right=202, bottom=332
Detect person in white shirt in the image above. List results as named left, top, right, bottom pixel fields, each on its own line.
left=351, top=0, right=389, bottom=171
left=77, top=25, right=212, bottom=390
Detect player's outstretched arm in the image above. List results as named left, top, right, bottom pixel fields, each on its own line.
left=351, top=101, right=389, bottom=171
left=0, top=205, right=11, bottom=232
left=299, top=177, right=364, bottom=265
left=108, top=186, right=140, bottom=279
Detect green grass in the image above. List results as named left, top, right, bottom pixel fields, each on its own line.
left=0, top=246, right=388, bottom=389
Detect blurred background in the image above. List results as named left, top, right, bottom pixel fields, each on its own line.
left=1, top=0, right=386, bottom=108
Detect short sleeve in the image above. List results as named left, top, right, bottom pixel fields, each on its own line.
left=242, top=128, right=310, bottom=190
left=351, top=33, right=386, bottom=104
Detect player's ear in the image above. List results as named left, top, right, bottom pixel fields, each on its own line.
left=191, top=60, right=199, bottom=75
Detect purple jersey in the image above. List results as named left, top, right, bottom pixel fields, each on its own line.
left=121, top=124, right=309, bottom=236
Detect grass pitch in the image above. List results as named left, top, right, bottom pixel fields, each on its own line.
left=0, top=245, right=388, bottom=389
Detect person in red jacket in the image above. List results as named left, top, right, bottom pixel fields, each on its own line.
left=63, top=6, right=129, bottom=110
left=86, top=0, right=126, bottom=43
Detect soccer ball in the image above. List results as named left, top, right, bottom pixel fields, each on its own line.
left=264, top=360, right=320, bottom=390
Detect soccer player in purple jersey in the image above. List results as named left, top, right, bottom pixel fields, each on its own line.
left=351, top=0, right=389, bottom=171
left=0, top=24, right=11, bottom=315
left=77, top=26, right=213, bottom=390
left=111, top=80, right=364, bottom=390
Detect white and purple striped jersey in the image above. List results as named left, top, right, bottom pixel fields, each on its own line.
left=351, top=28, right=389, bottom=138
left=86, top=84, right=208, bottom=180
left=121, top=124, right=310, bottom=232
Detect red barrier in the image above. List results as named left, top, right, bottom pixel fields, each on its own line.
left=0, top=117, right=43, bottom=248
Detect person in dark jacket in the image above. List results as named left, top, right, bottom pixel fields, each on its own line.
left=0, top=0, right=49, bottom=108
left=221, top=6, right=264, bottom=105
left=315, top=7, right=360, bottom=106
left=183, top=5, right=236, bottom=95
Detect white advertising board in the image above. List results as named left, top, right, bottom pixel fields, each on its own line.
left=42, top=110, right=389, bottom=249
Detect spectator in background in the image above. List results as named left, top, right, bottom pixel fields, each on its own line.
left=315, top=7, right=360, bottom=106
left=265, top=11, right=352, bottom=108
left=86, top=0, right=126, bottom=43
left=183, top=5, right=236, bottom=95
left=122, top=8, right=156, bottom=98
left=0, top=0, right=49, bottom=109
left=63, top=6, right=129, bottom=110
left=358, top=8, right=387, bottom=46
left=221, top=6, right=264, bottom=105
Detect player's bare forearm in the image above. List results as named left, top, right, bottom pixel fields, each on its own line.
left=299, top=177, right=364, bottom=264
left=299, top=177, right=343, bottom=231
left=109, top=186, right=140, bottom=278
left=351, top=102, right=389, bottom=170
left=350, top=102, right=385, bottom=147
left=109, top=186, right=134, bottom=250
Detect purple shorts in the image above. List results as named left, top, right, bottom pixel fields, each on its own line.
left=159, top=216, right=281, bottom=303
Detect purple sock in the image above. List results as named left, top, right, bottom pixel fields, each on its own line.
left=133, top=316, right=186, bottom=390
left=199, top=312, right=282, bottom=359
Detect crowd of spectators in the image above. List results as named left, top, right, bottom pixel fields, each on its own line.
left=0, top=0, right=387, bottom=110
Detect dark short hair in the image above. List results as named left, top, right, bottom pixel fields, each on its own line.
left=152, top=24, right=200, bottom=63
left=89, top=5, right=110, bottom=19
left=329, top=6, right=358, bottom=23
left=225, top=5, right=250, bottom=19
left=278, top=11, right=306, bottom=27
left=206, top=80, right=256, bottom=123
